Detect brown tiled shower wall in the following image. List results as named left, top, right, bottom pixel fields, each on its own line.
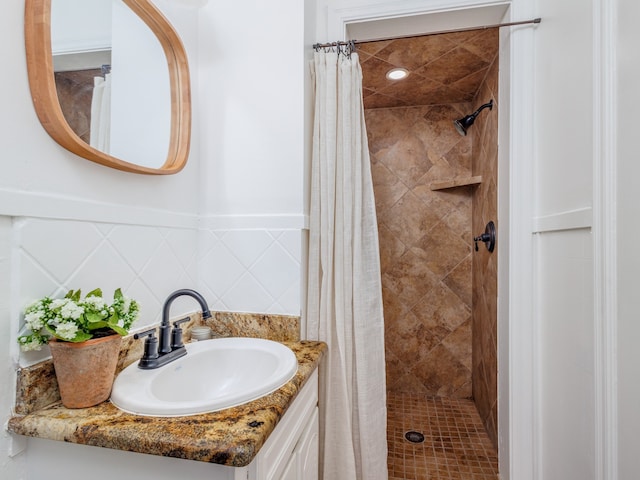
left=365, top=57, right=499, bottom=450
left=366, top=105, right=475, bottom=399
left=55, top=69, right=100, bottom=144
left=471, top=57, right=499, bottom=449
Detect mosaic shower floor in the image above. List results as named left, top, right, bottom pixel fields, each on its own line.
left=387, top=392, right=499, bottom=480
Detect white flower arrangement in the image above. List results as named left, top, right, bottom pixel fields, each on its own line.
left=18, top=288, right=140, bottom=352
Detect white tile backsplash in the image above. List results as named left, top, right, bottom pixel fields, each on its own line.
left=16, top=220, right=199, bottom=333
left=275, top=281, right=302, bottom=315
left=220, top=230, right=274, bottom=268
left=221, top=272, right=275, bottom=312
left=18, top=252, right=60, bottom=306
left=139, top=242, right=192, bottom=300
left=165, top=228, right=198, bottom=268
left=125, top=278, right=162, bottom=329
left=199, top=229, right=301, bottom=315
left=275, top=230, right=302, bottom=263
left=200, top=235, right=246, bottom=295
left=107, top=225, right=165, bottom=273
left=13, top=218, right=302, bottom=364
left=20, top=219, right=104, bottom=283
left=251, top=243, right=299, bottom=299
left=66, top=241, right=137, bottom=297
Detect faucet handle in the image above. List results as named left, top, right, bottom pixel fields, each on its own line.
left=134, top=327, right=157, bottom=340
left=170, top=317, right=190, bottom=349
left=173, top=317, right=190, bottom=327
left=134, top=328, right=159, bottom=368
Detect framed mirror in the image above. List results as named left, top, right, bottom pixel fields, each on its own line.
left=25, top=0, right=191, bottom=174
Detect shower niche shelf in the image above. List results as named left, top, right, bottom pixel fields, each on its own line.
left=430, top=175, right=482, bottom=191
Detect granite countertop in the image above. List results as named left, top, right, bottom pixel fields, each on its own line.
left=8, top=340, right=326, bottom=468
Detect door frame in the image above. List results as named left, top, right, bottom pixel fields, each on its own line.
left=325, top=1, right=538, bottom=478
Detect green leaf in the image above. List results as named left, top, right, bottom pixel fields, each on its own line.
left=85, top=288, right=102, bottom=298
left=114, top=288, right=123, bottom=300
left=65, top=289, right=81, bottom=302
left=87, top=320, right=109, bottom=331
left=86, top=288, right=103, bottom=298
left=107, top=315, right=127, bottom=335
left=109, top=325, right=127, bottom=336
left=66, top=331, right=93, bottom=343
left=86, top=311, right=106, bottom=323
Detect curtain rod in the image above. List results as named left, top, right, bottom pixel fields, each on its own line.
left=312, top=17, right=541, bottom=50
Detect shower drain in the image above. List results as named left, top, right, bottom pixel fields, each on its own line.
left=404, top=431, right=425, bottom=443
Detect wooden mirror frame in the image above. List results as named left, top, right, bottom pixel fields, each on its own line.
left=25, top=0, right=191, bottom=175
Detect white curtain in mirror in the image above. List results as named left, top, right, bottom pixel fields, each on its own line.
left=306, top=50, right=388, bottom=480
left=90, top=73, right=111, bottom=151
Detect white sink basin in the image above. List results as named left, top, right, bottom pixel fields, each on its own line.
left=110, top=337, right=298, bottom=417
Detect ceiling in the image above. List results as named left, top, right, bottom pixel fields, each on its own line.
left=357, top=28, right=499, bottom=109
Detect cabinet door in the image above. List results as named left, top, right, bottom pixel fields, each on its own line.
left=277, top=407, right=318, bottom=480
left=278, top=453, right=298, bottom=480
left=257, top=371, right=318, bottom=480
left=296, top=407, right=319, bottom=480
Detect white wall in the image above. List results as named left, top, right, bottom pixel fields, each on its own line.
left=1, top=0, right=203, bottom=333
left=536, top=230, right=595, bottom=479
left=197, top=0, right=306, bottom=219
left=1, top=0, right=200, bottom=476
left=0, top=1, right=26, bottom=474
left=1, top=0, right=311, bottom=477
left=533, top=0, right=593, bottom=217
left=195, top=0, right=310, bottom=316
left=0, top=217, right=25, bottom=478
left=1, top=2, right=199, bottom=213
left=532, top=0, right=597, bottom=479
left=616, top=0, right=640, bottom=477
left=2, top=0, right=631, bottom=479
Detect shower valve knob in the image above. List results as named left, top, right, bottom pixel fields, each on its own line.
left=474, top=234, right=490, bottom=251
left=473, top=221, right=496, bottom=253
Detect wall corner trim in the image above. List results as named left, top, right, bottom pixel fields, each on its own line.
left=0, top=188, right=198, bottom=229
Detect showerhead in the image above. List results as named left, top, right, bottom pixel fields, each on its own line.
left=453, top=99, right=494, bottom=136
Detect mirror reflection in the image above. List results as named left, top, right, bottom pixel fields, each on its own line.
left=50, top=0, right=171, bottom=169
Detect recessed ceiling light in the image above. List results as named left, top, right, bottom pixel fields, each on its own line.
left=386, top=68, right=408, bottom=80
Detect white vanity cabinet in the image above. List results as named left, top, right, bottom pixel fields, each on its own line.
left=279, top=407, right=319, bottom=480
left=246, top=369, right=319, bottom=480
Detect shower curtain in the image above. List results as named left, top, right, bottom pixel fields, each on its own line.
left=90, top=73, right=111, bottom=151
left=306, top=49, right=388, bottom=480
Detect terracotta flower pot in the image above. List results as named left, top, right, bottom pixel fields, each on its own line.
left=48, top=334, right=122, bottom=408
